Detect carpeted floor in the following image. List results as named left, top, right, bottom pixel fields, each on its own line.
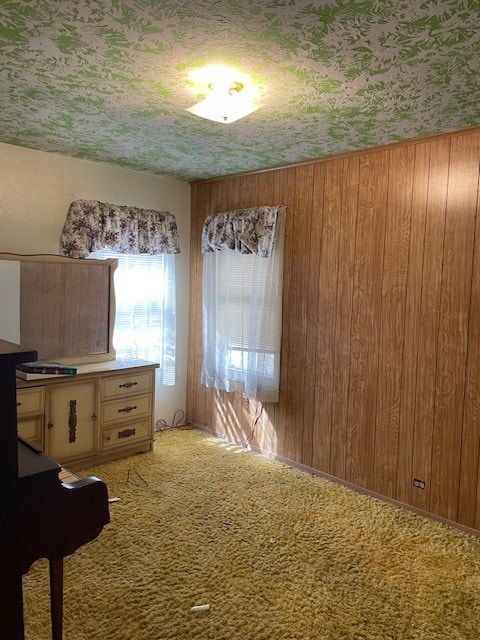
left=23, top=428, right=480, bottom=639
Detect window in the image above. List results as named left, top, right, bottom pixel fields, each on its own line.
left=89, top=248, right=176, bottom=385
left=201, top=207, right=285, bottom=402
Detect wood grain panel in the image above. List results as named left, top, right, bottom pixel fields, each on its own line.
left=346, top=151, right=388, bottom=489
left=301, top=162, right=325, bottom=468
left=459, top=134, right=480, bottom=528
left=285, top=165, right=313, bottom=463
left=257, top=171, right=276, bottom=207
left=274, top=167, right=296, bottom=457
left=329, top=155, right=359, bottom=480
left=396, top=142, right=430, bottom=505
left=311, top=159, right=343, bottom=473
left=429, top=134, right=478, bottom=521
left=410, top=138, right=450, bottom=513
left=187, top=127, right=480, bottom=534
left=373, top=145, right=415, bottom=498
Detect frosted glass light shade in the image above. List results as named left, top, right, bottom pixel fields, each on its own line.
left=186, top=89, right=261, bottom=124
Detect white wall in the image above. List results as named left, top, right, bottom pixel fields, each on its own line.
left=0, top=142, right=191, bottom=425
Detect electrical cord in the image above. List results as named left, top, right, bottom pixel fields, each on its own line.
left=244, top=399, right=263, bottom=446
left=155, top=409, right=203, bottom=432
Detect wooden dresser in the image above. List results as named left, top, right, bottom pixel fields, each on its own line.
left=16, top=359, right=158, bottom=471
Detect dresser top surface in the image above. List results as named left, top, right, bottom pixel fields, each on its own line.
left=17, top=358, right=159, bottom=387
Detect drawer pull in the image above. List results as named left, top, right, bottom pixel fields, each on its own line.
left=118, top=428, right=136, bottom=439
left=69, top=399, right=77, bottom=443
left=119, top=381, right=138, bottom=389
left=17, top=401, right=22, bottom=407
left=118, top=405, right=137, bottom=414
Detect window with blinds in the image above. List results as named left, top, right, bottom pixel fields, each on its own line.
left=89, top=248, right=176, bottom=385
left=201, top=210, right=285, bottom=402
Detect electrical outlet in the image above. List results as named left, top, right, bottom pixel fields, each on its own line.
left=413, top=478, right=426, bottom=489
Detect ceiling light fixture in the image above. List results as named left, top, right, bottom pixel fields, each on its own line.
left=186, top=65, right=262, bottom=124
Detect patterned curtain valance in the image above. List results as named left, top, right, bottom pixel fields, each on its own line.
left=201, top=205, right=285, bottom=258
left=60, top=199, right=180, bottom=258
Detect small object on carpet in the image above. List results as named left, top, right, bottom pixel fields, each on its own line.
left=190, top=604, right=210, bottom=612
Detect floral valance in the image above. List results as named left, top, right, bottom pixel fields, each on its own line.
left=201, top=205, right=285, bottom=258
left=60, top=199, right=180, bottom=258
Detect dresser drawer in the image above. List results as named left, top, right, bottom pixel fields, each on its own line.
left=101, top=419, right=151, bottom=450
left=16, top=387, right=45, bottom=416
left=101, top=393, right=152, bottom=426
left=101, top=372, right=153, bottom=401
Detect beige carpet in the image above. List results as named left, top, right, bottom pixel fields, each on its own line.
left=23, top=428, right=480, bottom=640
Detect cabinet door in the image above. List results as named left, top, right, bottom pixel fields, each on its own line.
left=16, top=386, right=45, bottom=449
left=46, top=380, right=97, bottom=463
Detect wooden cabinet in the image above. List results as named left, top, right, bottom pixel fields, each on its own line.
left=16, top=359, right=158, bottom=471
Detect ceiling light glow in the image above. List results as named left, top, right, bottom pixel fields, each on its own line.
left=186, top=65, right=262, bottom=124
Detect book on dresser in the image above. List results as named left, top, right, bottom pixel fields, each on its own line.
left=15, top=361, right=78, bottom=380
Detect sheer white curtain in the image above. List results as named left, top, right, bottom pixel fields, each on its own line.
left=90, top=248, right=176, bottom=385
left=202, top=207, right=285, bottom=402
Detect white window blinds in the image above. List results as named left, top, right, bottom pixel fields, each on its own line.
left=90, top=248, right=176, bottom=385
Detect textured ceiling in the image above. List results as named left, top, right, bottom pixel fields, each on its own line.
left=1, top=1, right=479, bottom=182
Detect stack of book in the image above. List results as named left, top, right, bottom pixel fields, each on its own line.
left=15, top=361, right=78, bottom=381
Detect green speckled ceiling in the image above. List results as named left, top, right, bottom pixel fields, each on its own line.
left=1, top=1, right=479, bottom=181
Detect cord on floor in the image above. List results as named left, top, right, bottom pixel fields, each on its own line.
left=155, top=409, right=202, bottom=432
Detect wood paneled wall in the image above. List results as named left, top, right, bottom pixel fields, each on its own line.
left=187, top=127, right=480, bottom=534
